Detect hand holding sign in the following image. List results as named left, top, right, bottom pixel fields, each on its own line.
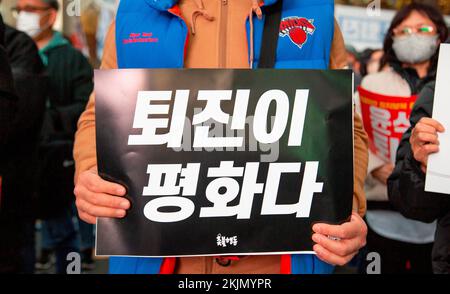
left=410, top=117, right=445, bottom=173
left=425, top=44, right=450, bottom=195
left=312, top=212, right=368, bottom=266
left=75, top=168, right=130, bottom=224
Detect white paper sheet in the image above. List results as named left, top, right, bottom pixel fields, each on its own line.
left=425, top=44, right=450, bottom=195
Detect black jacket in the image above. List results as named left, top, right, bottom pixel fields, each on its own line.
left=40, top=34, right=93, bottom=142
left=37, top=34, right=93, bottom=219
left=4, top=23, right=47, bottom=152
left=0, top=15, right=17, bottom=165
left=388, top=81, right=450, bottom=274
left=0, top=20, right=47, bottom=273
left=1, top=24, right=47, bottom=220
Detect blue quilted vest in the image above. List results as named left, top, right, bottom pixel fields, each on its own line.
left=111, top=0, right=335, bottom=274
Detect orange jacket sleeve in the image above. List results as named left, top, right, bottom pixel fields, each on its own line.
left=353, top=112, right=369, bottom=216
left=74, top=21, right=118, bottom=182
left=331, top=20, right=369, bottom=216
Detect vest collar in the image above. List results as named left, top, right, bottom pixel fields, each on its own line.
left=144, top=0, right=278, bottom=11
left=144, top=0, right=178, bottom=11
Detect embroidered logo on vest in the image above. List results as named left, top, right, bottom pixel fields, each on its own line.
left=123, top=32, right=159, bottom=45
left=279, top=17, right=316, bottom=49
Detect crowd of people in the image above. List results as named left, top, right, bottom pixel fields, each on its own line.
left=0, top=0, right=449, bottom=274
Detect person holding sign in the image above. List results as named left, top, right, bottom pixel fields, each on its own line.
left=388, top=81, right=450, bottom=274
left=73, top=0, right=369, bottom=274
left=357, top=3, right=448, bottom=273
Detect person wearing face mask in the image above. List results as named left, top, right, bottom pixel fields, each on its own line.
left=15, top=0, right=56, bottom=44
left=356, top=3, right=448, bottom=274
left=13, top=0, right=94, bottom=274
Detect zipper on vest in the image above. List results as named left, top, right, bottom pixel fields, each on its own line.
left=219, top=0, right=228, bottom=68
left=168, top=5, right=189, bottom=66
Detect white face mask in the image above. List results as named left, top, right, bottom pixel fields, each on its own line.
left=16, top=11, right=43, bottom=38
left=392, top=34, right=439, bottom=64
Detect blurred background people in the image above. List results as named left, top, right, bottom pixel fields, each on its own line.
left=13, top=0, right=94, bottom=274
left=93, top=0, right=118, bottom=66
left=0, top=1, right=47, bottom=273
left=345, top=45, right=362, bottom=89
left=359, top=48, right=384, bottom=78
left=357, top=3, right=448, bottom=274
left=80, top=1, right=100, bottom=67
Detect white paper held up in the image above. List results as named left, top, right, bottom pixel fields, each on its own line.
left=425, top=44, right=450, bottom=195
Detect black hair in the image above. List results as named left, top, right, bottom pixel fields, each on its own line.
left=359, top=48, right=377, bottom=77
left=44, top=0, right=60, bottom=11
left=380, top=2, right=449, bottom=75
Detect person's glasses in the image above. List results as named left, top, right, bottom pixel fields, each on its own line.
left=11, top=5, right=51, bottom=18
left=393, top=25, right=436, bottom=36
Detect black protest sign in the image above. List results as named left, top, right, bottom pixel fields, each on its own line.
left=95, top=69, right=353, bottom=257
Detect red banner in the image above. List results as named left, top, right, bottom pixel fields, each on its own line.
left=358, top=86, right=417, bottom=163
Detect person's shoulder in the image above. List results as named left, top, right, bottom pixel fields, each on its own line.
left=54, top=41, right=91, bottom=66
left=361, top=69, right=411, bottom=96
left=414, top=81, right=435, bottom=113
left=4, top=24, right=34, bottom=48
left=53, top=40, right=80, bottom=55
left=3, top=25, right=43, bottom=73
left=420, top=80, right=436, bottom=96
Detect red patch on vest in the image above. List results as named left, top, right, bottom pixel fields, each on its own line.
left=279, top=17, right=316, bottom=48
